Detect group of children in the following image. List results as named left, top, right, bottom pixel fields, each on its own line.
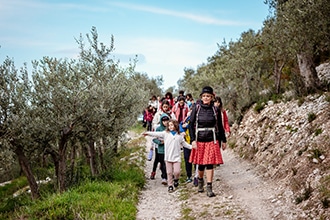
left=142, top=89, right=230, bottom=195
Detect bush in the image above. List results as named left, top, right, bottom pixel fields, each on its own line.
left=315, top=128, right=323, bottom=136
left=254, top=101, right=265, bottom=113
left=308, top=112, right=317, bottom=122
left=319, top=175, right=330, bottom=208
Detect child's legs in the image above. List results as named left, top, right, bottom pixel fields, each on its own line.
left=183, top=148, right=192, bottom=178
left=173, top=162, right=181, bottom=180
left=194, top=164, right=199, bottom=178
left=152, top=148, right=160, bottom=172
left=166, top=161, right=174, bottom=186
left=159, top=154, right=167, bottom=179
left=147, top=121, right=152, bottom=131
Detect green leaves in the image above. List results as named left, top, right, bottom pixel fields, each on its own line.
left=0, top=27, right=152, bottom=191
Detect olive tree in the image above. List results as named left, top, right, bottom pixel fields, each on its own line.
left=266, top=0, right=330, bottom=92
left=28, top=27, right=149, bottom=192
left=0, top=25, right=159, bottom=198
left=0, top=58, right=40, bottom=199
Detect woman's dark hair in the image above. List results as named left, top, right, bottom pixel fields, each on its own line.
left=162, top=100, right=170, bottom=106
left=165, top=92, right=173, bottom=99
left=147, top=105, right=154, bottom=112
left=160, top=100, right=170, bottom=111
left=178, top=96, right=185, bottom=102
left=186, top=93, right=193, bottom=100
left=214, top=96, right=223, bottom=109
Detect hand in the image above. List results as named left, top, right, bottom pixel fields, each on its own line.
left=222, top=142, right=227, bottom=151
left=192, top=141, right=197, bottom=149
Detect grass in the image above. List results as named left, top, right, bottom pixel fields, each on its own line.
left=16, top=181, right=139, bottom=219
left=0, top=176, right=28, bottom=199
left=0, top=125, right=146, bottom=220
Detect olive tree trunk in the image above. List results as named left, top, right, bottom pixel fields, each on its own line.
left=297, top=52, right=320, bottom=92
left=14, top=145, right=40, bottom=200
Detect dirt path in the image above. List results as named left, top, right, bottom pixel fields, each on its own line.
left=136, top=136, right=183, bottom=220
left=136, top=138, right=303, bottom=220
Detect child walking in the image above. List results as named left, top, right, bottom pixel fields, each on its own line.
left=150, top=114, right=170, bottom=184
left=143, top=119, right=194, bottom=193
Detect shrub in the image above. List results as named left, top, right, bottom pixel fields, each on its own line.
left=319, top=175, right=330, bottom=208
left=254, top=101, right=265, bottom=113
left=308, top=112, right=317, bottom=122
left=309, top=148, right=323, bottom=160
left=315, top=128, right=323, bottom=136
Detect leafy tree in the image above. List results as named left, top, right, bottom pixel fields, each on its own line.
left=131, top=72, right=163, bottom=98
left=185, top=30, right=269, bottom=121
left=28, top=27, right=149, bottom=192
left=1, top=27, right=151, bottom=196
left=261, top=17, right=294, bottom=94
left=0, top=58, right=40, bottom=199
left=266, top=0, right=330, bottom=92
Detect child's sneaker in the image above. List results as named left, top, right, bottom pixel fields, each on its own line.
left=150, top=172, right=156, bottom=180
left=168, top=186, right=174, bottom=193
left=174, top=179, right=179, bottom=188
left=193, top=177, right=198, bottom=187
left=161, top=179, right=167, bottom=185
left=186, top=177, right=192, bottom=183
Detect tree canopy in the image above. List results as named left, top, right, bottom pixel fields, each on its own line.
left=0, top=27, right=160, bottom=197
left=180, top=0, right=330, bottom=122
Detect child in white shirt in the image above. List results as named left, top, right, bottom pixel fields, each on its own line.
left=143, top=119, right=194, bottom=192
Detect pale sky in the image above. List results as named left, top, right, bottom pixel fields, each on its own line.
left=0, top=0, right=270, bottom=90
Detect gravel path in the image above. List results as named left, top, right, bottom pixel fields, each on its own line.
left=136, top=137, right=303, bottom=220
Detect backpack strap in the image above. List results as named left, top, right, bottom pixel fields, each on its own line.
left=212, top=105, right=218, bottom=134
left=195, top=103, right=201, bottom=139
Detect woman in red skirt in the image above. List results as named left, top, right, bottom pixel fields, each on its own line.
left=189, top=86, right=227, bottom=197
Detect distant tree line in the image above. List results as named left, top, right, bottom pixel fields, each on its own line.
left=0, top=27, right=161, bottom=199
left=179, top=0, right=330, bottom=122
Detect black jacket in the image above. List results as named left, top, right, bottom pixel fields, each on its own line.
left=189, top=102, right=226, bottom=143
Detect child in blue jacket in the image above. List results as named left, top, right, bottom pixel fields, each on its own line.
left=150, top=113, right=170, bottom=185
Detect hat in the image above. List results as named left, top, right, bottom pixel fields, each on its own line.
left=200, top=86, right=214, bottom=96
left=161, top=116, right=170, bottom=121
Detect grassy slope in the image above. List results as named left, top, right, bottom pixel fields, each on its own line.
left=0, top=124, right=146, bottom=220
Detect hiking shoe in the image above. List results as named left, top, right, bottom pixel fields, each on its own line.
left=198, top=178, right=204, bottom=193
left=186, top=178, right=192, bottom=183
left=161, top=179, right=167, bottom=185
left=193, top=177, right=198, bottom=187
left=174, top=179, right=179, bottom=188
left=206, top=185, right=215, bottom=197
left=168, top=186, right=174, bottom=193
left=150, top=172, right=156, bottom=180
